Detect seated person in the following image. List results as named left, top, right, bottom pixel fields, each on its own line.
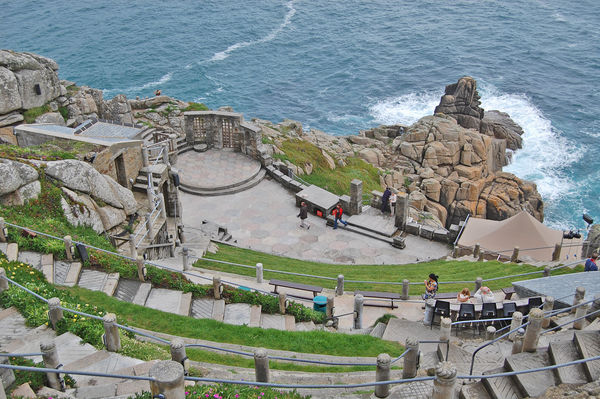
left=457, top=288, right=471, bottom=303
left=474, top=286, right=495, bottom=303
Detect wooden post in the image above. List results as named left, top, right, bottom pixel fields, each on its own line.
left=278, top=293, right=287, bottom=314
left=213, top=277, right=222, bottom=300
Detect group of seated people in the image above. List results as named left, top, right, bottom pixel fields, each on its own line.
left=423, top=273, right=496, bottom=303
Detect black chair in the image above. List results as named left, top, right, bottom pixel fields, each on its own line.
left=481, top=302, right=498, bottom=319
left=501, top=302, right=517, bottom=328
left=456, top=303, right=476, bottom=334
left=524, top=297, right=543, bottom=315
left=431, top=300, right=451, bottom=329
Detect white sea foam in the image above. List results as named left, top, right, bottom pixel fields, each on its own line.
left=209, top=0, right=296, bottom=62
left=368, top=90, right=442, bottom=126
left=103, top=72, right=173, bottom=96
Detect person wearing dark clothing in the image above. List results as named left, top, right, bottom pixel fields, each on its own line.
left=381, top=187, right=391, bottom=213
left=332, top=203, right=348, bottom=229
left=585, top=253, right=598, bottom=271
left=297, top=201, right=310, bottom=229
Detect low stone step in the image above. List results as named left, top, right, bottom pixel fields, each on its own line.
left=78, top=269, right=108, bottom=292
left=41, top=254, right=53, bottom=283
left=133, top=283, right=152, bottom=306
left=249, top=305, right=261, bottom=328
left=387, top=380, right=433, bottom=398
left=180, top=168, right=266, bottom=197
left=190, top=298, right=214, bottom=319
left=144, top=288, right=183, bottom=315
left=459, top=381, right=492, bottom=399
left=548, top=340, right=587, bottom=385
left=223, top=303, right=251, bottom=326
left=0, top=242, right=7, bottom=257
left=103, top=273, right=120, bottom=296
left=6, top=242, right=18, bottom=261
left=260, top=313, right=286, bottom=331
left=574, top=330, right=600, bottom=381
left=114, top=279, right=141, bottom=303
left=54, top=260, right=70, bottom=285
left=481, top=367, right=522, bottom=399
left=370, top=322, right=387, bottom=338
left=326, top=216, right=394, bottom=244
left=178, top=292, right=192, bottom=316
left=505, top=350, right=556, bottom=398
left=296, top=321, right=316, bottom=332
left=212, top=299, right=225, bottom=322
left=17, top=251, right=42, bottom=270
left=73, top=351, right=144, bottom=387
left=0, top=307, right=43, bottom=349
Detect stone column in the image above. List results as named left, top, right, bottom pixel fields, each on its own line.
left=254, top=349, right=269, bottom=382
left=212, top=277, right=222, bottom=300
left=574, top=304, right=590, bottom=330
left=136, top=256, right=146, bottom=281
left=485, top=326, right=496, bottom=341
left=354, top=294, right=364, bottom=329
left=48, top=297, right=63, bottom=330
left=440, top=317, right=451, bottom=343
left=64, top=235, right=73, bottom=261
left=552, top=243, right=561, bottom=262
left=170, top=338, right=189, bottom=374
left=512, top=328, right=525, bottom=354
left=543, top=266, right=551, bottom=277
left=510, top=246, right=519, bottom=263
left=149, top=361, right=185, bottom=399
left=402, top=337, right=419, bottom=379
left=256, top=263, right=263, bottom=283
left=475, top=277, right=483, bottom=292
left=478, top=251, right=485, bottom=262
left=573, top=286, right=586, bottom=313
left=128, top=234, right=137, bottom=259
left=523, top=308, right=544, bottom=352
left=336, top=275, right=344, bottom=296
left=473, top=243, right=480, bottom=259
left=0, top=268, right=8, bottom=293
left=41, top=340, right=61, bottom=391
left=162, top=142, right=170, bottom=165
left=350, top=179, right=363, bottom=215
left=452, top=246, right=459, bottom=258
left=326, top=296, right=334, bottom=318
left=401, top=279, right=410, bottom=300
left=432, top=361, right=457, bottom=399
left=103, top=313, right=121, bottom=352
left=142, top=145, right=149, bottom=167
left=145, top=212, right=154, bottom=238
left=375, top=353, right=391, bottom=398
left=395, top=193, right=409, bottom=230
left=542, top=296, right=555, bottom=329
left=278, top=293, right=287, bottom=314
left=182, top=247, right=190, bottom=271
left=508, top=311, right=523, bottom=341
left=0, top=217, right=6, bottom=242
left=423, top=299, right=435, bottom=326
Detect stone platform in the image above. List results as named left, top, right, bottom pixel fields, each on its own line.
left=512, top=271, right=598, bottom=307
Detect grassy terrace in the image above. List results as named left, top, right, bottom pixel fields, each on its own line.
left=196, top=244, right=584, bottom=295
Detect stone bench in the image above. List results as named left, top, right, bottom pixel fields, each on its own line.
left=355, top=290, right=401, bottom=309
left=269, top=279, right=323, bottom=298
left=193, top=143, right=208, bottom=152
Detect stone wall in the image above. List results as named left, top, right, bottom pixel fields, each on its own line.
left=93, top=142, right=143, bottom=189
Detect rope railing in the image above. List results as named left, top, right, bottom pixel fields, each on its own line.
left=0, top=363, right=156, bottom=381
left=0, top=352, right=43, bottom=357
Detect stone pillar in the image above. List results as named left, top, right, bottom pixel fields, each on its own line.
left=573, top=286, right=586, bottom=313
left=213, top=277, right=222, bottom=300
left=256, top=263, right=263, bottom=283
left=170, top=338, right=189, bottom=374
left=402, top=337, right=419, bottom=379
left=326, top=296, right=334, bottom=319
left=485, top=326, right=496, bottom=341
left=587, top=293, right=600, bottom=322
left=512, top=328, right=525, bottom=354
left=182, top=247, right=189, bottom=271
left=145, top=212, right=154, bottom=238
left=336, top=274, right=344, bottom=296
left=149, top=360, right=185, bottom=399
left=423, top=299, right=435, bottom=326
left=432, top=361, right=457, bottom=399
left=543, top=266, right=551, bottom=277
left=452, top=246, right=459, bottom=258
left=542, top=296, right=555, bottom=329
left=158, top=193, right=167, bottom=219
left=349, top=179, right=363, bottom=215
left=473, top=243, right=480, bottom=259
left=254, top=349, right=269, bottom=382
left=440, top=317, right=451, bottom=343
left=128, top=234, right=137, bottom=259
left=64, top=235, right=73, bottom=261
left=552, top=243, right=562, bottom=261
left=48, top=297, right=63, bottom=330
left=136, top=256, right=146, bottom=281
left=0, top=377, right=6, bottom=399
left=395, top=193, right=409, bottom=230
left=508, top=311, right=523, bottom=341
left=523, top=308, right=544, bottom=352
left=401, top=279, right=410, bottom=300
left=574, top=304, right=590, bottom=330
left=142, top=145, right=149, bottom=167
left=103, top=313, right=121, bottom=352
left=478, top=251, right=485, bottom=262
left=0, top=268, right=8, bottom=293
left=0, top=217, right=6, bottom=242
left=278, top=293, right=287, bottom=314
left=510, top=246, right=519, bottom=263
left=375, top=353, right=391, bottom=398
left=41, top=340, right=61, bottom=391
left=354, top=294, right=364, bottom=329
left=162, top=142, right=170, bottom=165
left=475, top=277, right=483, bottom=292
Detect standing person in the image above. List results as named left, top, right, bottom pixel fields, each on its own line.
left=422, top=273, right=438, bottom=300
left=297, top=201, right=310, bottom=229
left=389, top=191, right=397, bottom=216
left=332, top=203, right=348, bottom=229
left=585, top=253, right=599, bottom=271
left=381, top=187, right=391, bottom=213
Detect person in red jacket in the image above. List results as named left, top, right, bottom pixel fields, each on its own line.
left=332, top=203, right=348, bottom=229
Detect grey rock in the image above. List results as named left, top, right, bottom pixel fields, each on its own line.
left=0, top=158, right=39, bottom=196
left=60, top=196, right=104, bottom=233
left=0, top=66, right=22, bottom=113
left=97, top=205, right=126, bottom=230
left=480, top=110, right=524, bottom=150
left=35, top=111, right=66, bottom=125
left=103, top=94, right=133, bottom=124
left=103, top=174, right=137, bottom=215
left=0, top=110, right=24, bottom=127
left=13, top=64, right=61, bottom=109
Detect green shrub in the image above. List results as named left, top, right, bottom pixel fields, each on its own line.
left=23, top=104, right=51, bottom=123
left=373, top=313, right=397, bottom=327
left=129, top=384, right=309, bottom=399
left=181, top=102, right=209, bottom=112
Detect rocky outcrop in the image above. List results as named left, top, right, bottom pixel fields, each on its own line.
left=0, top=159, right=40, bottom=205
left=480, top=110, right=524, bottom=150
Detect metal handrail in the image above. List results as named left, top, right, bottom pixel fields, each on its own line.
left=0, top=352, right=43, bottom=357
left=453, top=213, right=470, bottom=246
left=542, top=308, right=600, bottom=335
left=0, top=364, right=155, bottom=381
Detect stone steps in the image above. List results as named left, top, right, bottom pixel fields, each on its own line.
left=481, top=366, right=523, bottom=399
left=548, top=340, right=588, bottom=385
left=505, top=350, right=556, bottom=398
left=179, top=168, right=266, bottom=197
left=326, top=215, right=394, bottom=244
left=574, top=330, right=600, bottom=381
left=459, top=381, right=492, bottom=399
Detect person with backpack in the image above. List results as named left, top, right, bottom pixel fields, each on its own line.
left=332, top=203, right=348, bottom=229
left=585, top=253, right=598, bottom=271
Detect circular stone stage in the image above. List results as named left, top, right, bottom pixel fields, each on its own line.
left=176, top=149, right=263, bottom=195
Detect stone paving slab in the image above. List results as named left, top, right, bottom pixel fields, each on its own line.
left=17, top=251, right=42, bottom=270
left=575, top=330, right=600, bottom=381
left=249, top=305, right=261, bottom=327
left=548, top=340, right=587, bottom=384
left=223, top=303, right=251, bottom=326
left=347, top=206, right=398, bottom=237
left=212, top=299, right=225, bottom=322
left=6, top=243, right=18, bottom=261
left=388, top=380, right=433, bottom=398
left=178, top=292, right=192, bottom=316
left=191, top=298, right=214, bottom=319
left=0, top=242, right=7, bottom=256
left=514, top=271, right=600, bottom=306
left=296, top=321, right=316, bottom=331
left=260, top=313, right=286, bottom=331
left=144, top=288, right=183, bottom=314
left=285, top=314, right=296, bottom=331
left=64, top=261, right=81, bottom=286
left=73, top=383, right=117, bottom=399
left=53, top=261, right=70, bottom=285
left=133, top=283, right=152, bottom=306
left=370, top=322, right=386, bottom=338
left=78, top=270, right=108, bottom=292
left=103, top=273, right=120, bottom=296
left=506, top=350, right=555, bottom=398
left=114, top=279, right=142, bottom=303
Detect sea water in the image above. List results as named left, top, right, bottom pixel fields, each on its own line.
left=1, top=0, right=598, bottom=229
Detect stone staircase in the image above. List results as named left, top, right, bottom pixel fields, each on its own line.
left=131, top=164, right=168, bottom=194
left=326, top=206, right=397, bottom=245
left=0, top=306, right=155, bottom=399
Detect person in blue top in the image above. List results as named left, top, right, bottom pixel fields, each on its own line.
left=585, top=253, right=598, bottom=271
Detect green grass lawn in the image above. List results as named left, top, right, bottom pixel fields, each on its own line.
left=196, top=244, right=584, bottom=295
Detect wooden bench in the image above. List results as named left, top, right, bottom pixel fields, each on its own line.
left=269, top=279, right=323, bottom=298
left=501, top=286, right=516, bottom=300
left=434, top=292, right=459, bottom=300
left=355, top=290, right=401, bottom=309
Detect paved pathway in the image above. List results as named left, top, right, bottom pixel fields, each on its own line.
left=180, top=178, right=450, bottom=264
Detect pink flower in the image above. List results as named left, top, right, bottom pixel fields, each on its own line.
left=235, top=395, right=240, bottom=398
left=205, top=395, right=209, bottom=398
left=186, top=392, right=189, bottom=395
